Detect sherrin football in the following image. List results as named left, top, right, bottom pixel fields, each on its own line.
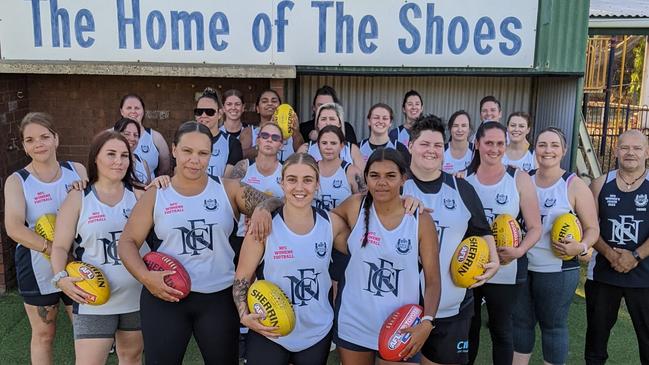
left=451, top=236, right=490, bottom=288
left=491, top=214, right=522, bottom=248
left=34, top=214, right=56, bottom=259
left=273, top=104, right=295, bottom=140
left=247, top=280, right=296, bottom=336
left=551, top=213, right=583, bottom=260
left=65, top=261, right=110, bottom=305
left=378, top=304, right=423, bottom=362
left=143, top=252, right=192, bottom=299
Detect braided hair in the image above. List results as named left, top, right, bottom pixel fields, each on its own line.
left=361, top=147, right=408, bottom=247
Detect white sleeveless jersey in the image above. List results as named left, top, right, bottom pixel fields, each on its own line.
left=530, top=171, right=580, bottom=273
left=152, top=176, right=236, bottom=293
left=132, top=154, right=150, bottom=185
left=74, top=185, right=148, bottom=315
left=236, top=161, right=284, bottom=237
left=14, top=162, right=80, bottom=296
left=306, top=141, right=354, bottom=164
left=337, top=203, right=420, bottom=350
left=261, top=208, right=334, bottom=352
left=314, top=162, right=352, bottom=211
left=466, top=167, right=523, bottom=284
left=136, top=127, right=159, bottom=176
left=358, top=138, right=399, bottom=161
left=442, top=143, right=474, bottom=174
left=208, top=133, right=231, bottom=177
left=503, top=150, right=535, bottom=172
left=403, top=174, right=473, bottom=318
left=252, top=126, right=294, bottom=162
left=389, top=125, right=411, bottom=146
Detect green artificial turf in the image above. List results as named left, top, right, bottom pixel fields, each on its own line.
left=0, top=290, right=639, bottom=364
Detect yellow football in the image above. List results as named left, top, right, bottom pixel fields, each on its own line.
left=273, top=104, right=295, bottom=140
left=34, top=214, right=56, bottom=259
left=551, top=213, right=583, bottom=260
left=451, top=236, right=490, bottom=288
left=65, top=261, right=111, bottom=305
left=491, top=214, right=522, bottom=248
left=247, top=279, right=296, bottom=336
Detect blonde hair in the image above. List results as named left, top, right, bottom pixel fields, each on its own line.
left=281, top=153, right=319, bottom=182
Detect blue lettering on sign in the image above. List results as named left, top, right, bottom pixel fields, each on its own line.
left=500, top=17, right=522, bottom=56
left=335, top=2, right=353, bottom=53
left=312, top=1, right=334, bottom=53
left=209, top=12, right=229, bottom=51
left=117, top=0, right=142, bottom=49
left=171, top=11, right=204, bottom=50
left=146, top=10, right=166, bottom=50
left=357, top=15, right=377, bottom=54
left=252, top=13, right=271, bottom=52
left=28, top=0, right=96, bottom=48
left=29, top=0, right=43, bottom=47
left=398, top=3, right=421, bottom=55
left=447, top=16, right=469, bottom=55
left=275, top=1, right=294, bottom=52
left=474, top=16, right=495, bottom=55
left=425, top=3, right=444, bottom=54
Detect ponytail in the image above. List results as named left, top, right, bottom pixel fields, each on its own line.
left=361, top=193, right=374, bottom=247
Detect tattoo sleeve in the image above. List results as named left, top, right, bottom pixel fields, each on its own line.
left=228, top=160, right=248, bottom=180
left=240, top=182, right=283, bottom=216
left=354, top=173, right=367, bottom=193
left=233, top=278, right=251, bottom=319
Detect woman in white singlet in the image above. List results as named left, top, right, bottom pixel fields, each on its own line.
left=442, top=110, right=474, bottom=174
left=234, top=153, right=351, bottom=365
left=314, top=125, right=364, bottom=211
left=114, top=117, right=152, bottom=186
left=297, top=103, right=365, bottom=170
left=503, top=112, right=536, bottom=172
left=512, top=128, right=599, bottom=365
left=117, top=121, right=281, bottom=364
left=51, top=131, right=146, bottom=364
left=464, top=121, right=542, bottom=365
left=4, top=113, right=87, bottom=365
left=389, top=89, right=423, bottom=147
left=195, top=87, right=243, bottom=177
left=358, top=103, right=410, bottom=165
left=220, top=89, right=248, bottom=139
left=332, top=148, right=441, bottom=365
left=119, top=94, right=170, bottom=176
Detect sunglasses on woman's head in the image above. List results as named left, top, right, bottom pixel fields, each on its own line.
left=194, top=108, right=217, bottom=117
left=259, top=131, right=282, bottom=142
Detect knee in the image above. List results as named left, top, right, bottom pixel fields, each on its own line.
left=32, top=326, right=57, bottom=345
left=116, top=344, right=143, bottom=364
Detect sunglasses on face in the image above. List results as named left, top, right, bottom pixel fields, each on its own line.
left=194, top=108, right=217, bottom=117
left=259, top=131, right=282, bottom=142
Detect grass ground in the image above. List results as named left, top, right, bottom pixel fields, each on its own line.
left=0, top=289, right=639, bottom=364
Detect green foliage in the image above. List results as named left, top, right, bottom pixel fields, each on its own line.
left=629, top=39, right=646, bottom=101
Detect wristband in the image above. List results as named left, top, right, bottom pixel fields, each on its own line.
left=579, top=242, right=589, bottom=257
left=632, top=250, right=643, bottom=262
left=421, top=315, right=435, bottom=327
left=40, top=239, right=48, bottom=253
left=51, top=270, right=68, bottom=288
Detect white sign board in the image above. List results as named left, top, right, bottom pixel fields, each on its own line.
left=0, top=0, right=538, bottom=68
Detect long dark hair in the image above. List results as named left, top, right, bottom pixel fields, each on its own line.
left=467, top=121, right=507, bottom=173
left=317, top=125, right=346, bottom=145
left=198, top=87, right=224, bottom=110
left=113, top=117, right=141, bottom=136
left=361, top=148, right=408, bottom=247
left=174, top=121, right=213, bottom=152
left=255, top=89, right=282, bottom=106
left=87, top=130, right=137, bottom=188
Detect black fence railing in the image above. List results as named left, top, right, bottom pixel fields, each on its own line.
left=584, top=102, right=649, bottom=172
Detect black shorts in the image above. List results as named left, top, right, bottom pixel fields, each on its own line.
left=22, top=292, right=73, bottom=307
left=246, top=328, right=332, bottom=365
left=421, top=315, right=472, bottom=364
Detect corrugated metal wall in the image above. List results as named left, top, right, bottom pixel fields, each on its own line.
left=297, top=75, right=532, bottom=140
left=533, top=77, right=578, bottom=170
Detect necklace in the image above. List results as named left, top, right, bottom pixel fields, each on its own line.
left=32, top=163, right=60, bottom=183
left=618, top=168, right=647, bottom=190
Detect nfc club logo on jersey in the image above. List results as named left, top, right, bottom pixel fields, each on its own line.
left=434, top=221, right=449, bottom=244
left=174, top=219, right=218, bottom=256
left=608, top=215, right=643, bottom=245
left=364, top=258, right=403, bottom=297
left=98, top=230, right=123, bottom=266
left=315, top=195, right=339, bottom=210
left=285, top=268, right=320, bottom=307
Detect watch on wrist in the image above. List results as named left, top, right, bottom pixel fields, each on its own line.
left=579, top=243, right=589, bottom=257
left=421, top=315, right=435, bottom=327
left=51, top=270, right=68, bottom=288
left=632, top=250, right=643, bottom=262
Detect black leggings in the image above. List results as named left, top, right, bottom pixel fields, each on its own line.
left=140, top=288, right=239, bottom=365
left=468, top=283, right=521, bottom=365
left=246, top=328, right=332, bottom=365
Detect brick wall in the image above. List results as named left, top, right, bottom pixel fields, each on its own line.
left=0, top=74, right=31, bottom=292
left=0, top=74, right=274, bottom=292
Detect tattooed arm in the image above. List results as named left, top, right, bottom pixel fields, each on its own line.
left=345, top=164, right=366, bottom=194
left=226, top=159, right=249, bottom=180
left=222, top=179, right=283, bottom=241
left=233, top=232, right=280, bottom=337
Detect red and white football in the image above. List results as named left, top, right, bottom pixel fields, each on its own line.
left=143, top=252, right=192, bottom=299
left=378, top=304, right=423, bottom=361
